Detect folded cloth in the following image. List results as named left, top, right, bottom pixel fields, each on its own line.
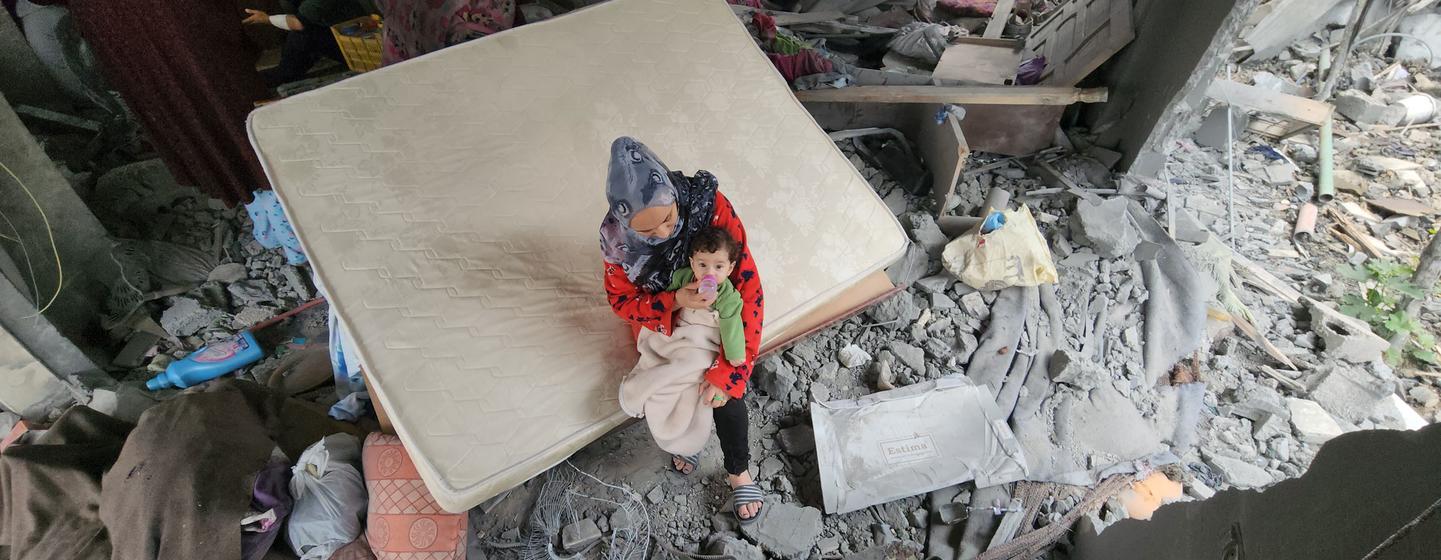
left=245, top=190, right=307, bottom=265
left=619, top=308, right=721, bottom=456
left=767, top=50, right=834, bottom=83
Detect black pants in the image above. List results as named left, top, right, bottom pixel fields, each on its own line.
left=714, top=393, right=750, bottom=476
left=263, top=24, right=344, bottom=89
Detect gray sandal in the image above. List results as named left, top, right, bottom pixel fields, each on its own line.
left=672, top=454, right=700, bottom=475
left=731, top=483, right=766, bottom=526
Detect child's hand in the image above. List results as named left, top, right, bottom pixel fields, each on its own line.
left=728, top=358, right=745, bottom=367
left=700, top=383, right=729, bottom=408
left=675, top=282, right=712, bottom=310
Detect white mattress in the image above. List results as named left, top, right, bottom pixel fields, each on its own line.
left=247, top=0, right=906, bottom=512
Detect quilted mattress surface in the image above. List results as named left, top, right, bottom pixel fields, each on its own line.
left=247, top=0, right=906, bottom=511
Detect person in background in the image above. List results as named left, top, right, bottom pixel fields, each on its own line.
left=243, top=0, right=367, bottom=88
left=374, top=0, right=515, bottom=65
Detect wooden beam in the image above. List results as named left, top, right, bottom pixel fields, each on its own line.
left=909, top=104, right=969, bottom=216
left=1206, top=80, right=1334, bottom=125
left=795, top=86, right=1109, bottom=105
left=983, top=0, right=1016, bottom=39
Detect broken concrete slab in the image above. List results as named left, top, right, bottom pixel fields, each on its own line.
left=1048, top=349, right=1106, bottom=390
left=1334, top=89, right=1406, bottom=126
left=915, top=274, right=954, bottom=294
left=1203, top=453, right=1274, bottom=489
left=227, top=280, right=276, bottom=306
left=1306, top=298, right=1388, bottom=363
left=886, top=242, right=929, bottom=288
left=907, top=213, right=950, bottom=258
left=888, top=341, right=925, bottom=372
left=1306, top=363, right=1397, bottom=424
left=705, top=534, right=764, bottom=560
left=1071, top=197, right=1140, bottom=258
left=561, top=518, right=602, bottom=553
left=741, top=501, right=822, bottom=560
left=756, top=358, right=799, bottom=398
left=1332, top=169, right=1373, bottom=196
left=958, top=291, right=989, bottom=320
left=866, top=292, right=922, bottom=327
left=159, top=297, right=229, bottom=338
left=1287, top=398, right=1345, bottom=445
left=1374, top=394, right=1428, bottom=431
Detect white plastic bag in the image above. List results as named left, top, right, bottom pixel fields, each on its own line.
left=942, top=205, right=1058, bottom=291
left=286, top=433, right=367, bottom=560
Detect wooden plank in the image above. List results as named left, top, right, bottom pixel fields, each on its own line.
left=1232, top=315, right=1300, bottom=371
left=933, top=38, right=1024, bottom=84
left=1026, top=0, right=1135, bottom=86
left=983, top=0, right=1017, bottom=39
left=958, top=105, right=1063, bottom=156
left=1206, top=80, right=1334, bottom=125
left=910, top=104, right=970, bottom=215
left=1231, top=254, right=1302, bottom=304
left=795, top=86, right=1109, bottom=105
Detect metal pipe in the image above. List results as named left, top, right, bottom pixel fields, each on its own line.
left=980, top=187, right=1011, bottom=217
left=1318, top=119, right=1335, bottom=204
left=938, top=216, right=983, bottom=238
left=1293, top=202, right=1319, bottom=241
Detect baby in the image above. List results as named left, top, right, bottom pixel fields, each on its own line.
left=617, top=226, right=747, bottom=459
left=667, top=226, right=746, bottom=366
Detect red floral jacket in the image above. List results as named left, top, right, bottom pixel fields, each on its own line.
left=603, top=192, right=764, bottom=398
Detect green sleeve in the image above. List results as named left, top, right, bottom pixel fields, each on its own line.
left=667, top=267, right=695, bottom=291
left=714, top=280, right=746, bottom=363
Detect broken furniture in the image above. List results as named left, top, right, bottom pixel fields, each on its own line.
left=248, top=0, right=908, bottom=512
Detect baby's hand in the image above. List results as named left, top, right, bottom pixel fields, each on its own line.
left=728, top=358, right=745, bottom=367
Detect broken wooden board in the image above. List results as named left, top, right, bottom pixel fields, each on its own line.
left=1025, top=0, right=1135, bottom=86
left=983, top=0, right=1016, bottom=38
left=795, top=85, right=1109, bottom=105
left=958, top=104, right=1063, bottom=156
left=1205, top=80, right=1334, bottom=125
left=1243, top=0, right=1348, bottom=59
left=932, top=37, right=1024, bottom=84
left=1367, top=196, right=1437, bottom=217
left=912, top=103, right=971, bottom=214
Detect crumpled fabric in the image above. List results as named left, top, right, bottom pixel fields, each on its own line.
left=245, top=190, right=307, bottom=265
left=938, top=0, right=996, bottom=16
left=887, top=22, right=956, bottom=65
left=1017, top=56, right=1046, bottom=85
left=767, top=50, right=835, bottom=83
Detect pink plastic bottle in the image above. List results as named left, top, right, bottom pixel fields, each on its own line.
left=699, top=273, right=719, bottom=300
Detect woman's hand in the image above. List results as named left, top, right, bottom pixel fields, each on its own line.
left=241, top=9, right=269, bottom=24
left=700, top=383, right=730, bottom=409
left=674, top=281, right=713, bottom=310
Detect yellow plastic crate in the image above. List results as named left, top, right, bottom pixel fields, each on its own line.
left=331, top=15, right=383, bottom=72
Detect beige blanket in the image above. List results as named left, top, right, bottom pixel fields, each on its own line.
left=619, top=309, right=721, bottom=456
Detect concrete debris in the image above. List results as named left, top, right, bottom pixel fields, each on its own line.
left=1305, top=363, right=1397, bottom=424
left=1334, top=89, right=1406, bottom=126
left=227, top=280, right=276, bottom=306
left=1331, top=169, right=1372, bottom=196
left=887, top=341, right=925, bottom=372
left=1409, top=386, right=1440, bottom=409
left=915, top=274, right=954, bottom=294
left=756, top=358, right=800, bottom=398
left=159, top=297, right=229, bottom=338
left=1287, top=398, right=1345, bottom=445
left=560, top=518, right=602, bottom=553
left=1306, top=298, right=1389, bottom=363
left=741, top=502, right=822, bottom=560
left=1375, top=394, right=1428, bottom=430
left=779, top=424, right=816, bottom=456
left=867, top=292, right=922, bottom=328
left=838, top=344, right=873, bottom=369
left=1071, top=197, right=1140, bottom=258
left=1202, top=453, right=1274, bottom=489
left=705, top=534, right=764, bottom=560
left=906, top=213, right=950, bottom=258
left=958, top=292, right=989, bottom=320
left=1048, top=349, right=1106, bottom=390
left=887, top=243, right=930, bottom=288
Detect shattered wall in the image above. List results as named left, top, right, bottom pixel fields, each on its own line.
left=1084, top=0, right=1257, bottom=174
left=1073, top=425, right=1441, bottom=559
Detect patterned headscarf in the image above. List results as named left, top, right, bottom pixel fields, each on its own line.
left=600, top=137, right=718, bottom=294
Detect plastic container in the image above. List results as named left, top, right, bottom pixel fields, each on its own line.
left=331, top=15, right=383, bottom=72
left=146, top=331, right=265, bottom=390
left=698, top=273, right=719, bottom=300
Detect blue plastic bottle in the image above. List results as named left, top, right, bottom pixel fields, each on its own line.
left=145, top=331, right=265, bottom=390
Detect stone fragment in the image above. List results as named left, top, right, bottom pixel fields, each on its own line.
left=929, top=291, right=956, bottom=310
left=1048, top=349, right=1105, bottom=390
left=1334, top=89, right=1406, bottom=125
left=1332, top=169, right=1373, bottom=196
left=647, top=485, right=664, bottom=504
left=741, top=502, right=822, bottom=560
left=756, top=358, right=799, bottom=397
left=954, top=331, right=978, bottom=364
left=159, top=297, right=228, bottom=337
left=1307, top=363, right=1396, bottom=423
left=228, top=280, right=276, bottom=306
left=907, top=213, right=950, bottom=258
left=958, top=292, right=989, bottom=320
left=915, top=274, right=954, bottom=294
left=1307, top=298, right=1389, bottom=363
left=232, top=306, right=276, bottom=329
left=888, top=341, right=925, bottom=372
left=1409, top=385, right=1440, bottom=408
left=1071, top=197, right=1140, bottom=258
left=838, top=345, right=872, bottom=369
left=281, top=266, right=313, bottom=301
left=866, top=292, right=922, bottom=327
left=886, top=243, right=929, bottom=288
left=778, top=424, right=815, bottom=456
left=87, top=389, right=118, bottom=417
left=1286, top=398, right=1345, bottom=444
left=206, top=263, right=247, bottom=283
left=705, top=534, right=764, bottom=560
left=1375, top=394, right=1428, bottom=430
left=561, top=519, right=602, bottom=553
left=923, top=337, right=952, bottom=359
left=1262, top=162, right=1297, bottom=186
left=1204, top=454, right=1274, bottom=489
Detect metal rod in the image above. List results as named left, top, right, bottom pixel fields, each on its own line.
left=1226, top=63, right=1237, bottom=250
